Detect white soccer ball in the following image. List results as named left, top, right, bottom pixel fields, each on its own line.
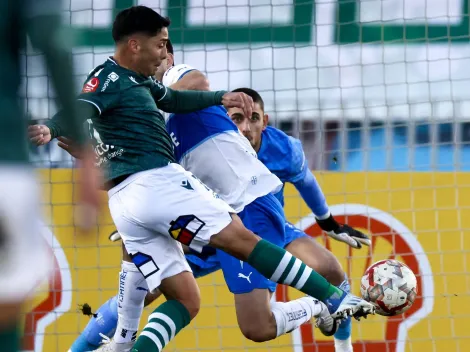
left=360, top=259, right=417, bottom=316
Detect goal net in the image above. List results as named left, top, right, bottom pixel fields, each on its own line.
left=23, top=0, right=470, bottom=351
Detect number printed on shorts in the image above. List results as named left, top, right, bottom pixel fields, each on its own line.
left=168, top=215, right=205, bottom=246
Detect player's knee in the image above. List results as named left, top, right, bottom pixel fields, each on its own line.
left=323, top=252, right=344, bottom=286
left=178, top=293, right=201, bottom=320
left=160, top=272, right=201, bottom=320
left=144, top=290, right=161, bottom=307
left=209, top=214, right=259, bottom=261
left=178, top=284, right=201, bottom=320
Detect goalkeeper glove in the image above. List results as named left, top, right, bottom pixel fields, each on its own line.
left=316, top=213, right=371, bottom=249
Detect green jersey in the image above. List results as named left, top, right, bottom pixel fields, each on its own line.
left=0, top=0, right=85, bottom=163
left=76, top=57, right=175, bottom=182
left=48, top=57, right=226, bottom=183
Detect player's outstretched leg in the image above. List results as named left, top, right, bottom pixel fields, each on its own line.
left=209, top=215, right=375, bottom=320
left=68, top=296, right=118, bottom=352
left=130, top=272, right=199, bottom=352
left=284, top=231, right=353, bottom=351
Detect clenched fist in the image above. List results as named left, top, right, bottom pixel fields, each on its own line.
left=28, top=125, right=51, bottom=146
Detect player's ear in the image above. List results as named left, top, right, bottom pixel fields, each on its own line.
left=263, top=114, right=269, bottom=130
left=128, top=37, right=140, bottom=54
left=168, top=53, right=174, bottom=66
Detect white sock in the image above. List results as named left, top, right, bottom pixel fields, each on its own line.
left=113, top=261, right=149, bottom=344
left=271, top=297, right=322, bottom=337
left=334, top=337, right=353, bottom=352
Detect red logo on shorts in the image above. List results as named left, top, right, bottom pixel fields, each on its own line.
left=82, top=77, right=100, bottom=93
left=169, top=215, right=205, bottom=246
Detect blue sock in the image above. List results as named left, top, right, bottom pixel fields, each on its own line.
left=69, top=296, right=119, bottom=352
left=334, top=277, right=352, bottom=340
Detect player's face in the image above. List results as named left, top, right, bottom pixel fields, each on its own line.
left=135, top=28, right=169, bottom=76
left=228, top=102, right=268, bottom=152
left=154, top=53, right=174, bottom=81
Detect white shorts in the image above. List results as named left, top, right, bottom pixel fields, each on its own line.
left=0, top=167, right=52, bottom=302
left=108, top=163, right=234, bottom=291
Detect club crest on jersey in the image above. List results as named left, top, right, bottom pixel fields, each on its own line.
left=168, top=215, right=205, bottom=245
left=82, top=77, right=100, bottom=93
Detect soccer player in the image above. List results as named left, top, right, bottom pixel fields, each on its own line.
left=0, top=1, right=99, bottom=351
left=227, top=87, right=369, bottom=352
left=66, top=41, right=372, bottom=352
left=31, top=6, right=374, bottom=352
left=163, top=53, right=370, bottom=352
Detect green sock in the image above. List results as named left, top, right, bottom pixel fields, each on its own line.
left=247, top=239, right=343, bottom=301
left=0, top=324, right=20, bottom=352
left=131, top=300, right=191, bottom=352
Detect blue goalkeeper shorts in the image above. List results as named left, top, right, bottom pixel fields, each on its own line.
left=284, top=221, right=309, bottom=245
left=187, top=193, right=297, bottom=294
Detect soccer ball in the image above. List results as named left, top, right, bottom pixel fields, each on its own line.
left=360, top=259, right=417, bottom=316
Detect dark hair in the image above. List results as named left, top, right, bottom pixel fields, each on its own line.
left=112, top=6, right=171, bottom=43
left=232, top=88, right=265, bottom=111
left=166, top=38, right=174, bottom=55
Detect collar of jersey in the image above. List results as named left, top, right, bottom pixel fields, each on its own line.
left=107, top=56, right=153, bottom=82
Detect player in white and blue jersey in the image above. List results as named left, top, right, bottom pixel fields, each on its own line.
left=225, top=87, right=372, bottom=352
left=68, top=42, right=373, bottom=352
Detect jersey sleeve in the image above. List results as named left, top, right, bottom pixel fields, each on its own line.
left=285, top=136, right=309, bottom=184
left=77, top=68, right=121, bottom=114
left=150, top=78, right=168, bottom=102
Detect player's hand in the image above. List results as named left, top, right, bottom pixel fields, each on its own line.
left=57, top=136, right=84, bottom=159
left=75, top=148, right=102, bottom=231
left=316, top=214, right=371, bottom=249
left=221, top=92, right=253, bottom=120
left=28, top=124, right=52, bottom=146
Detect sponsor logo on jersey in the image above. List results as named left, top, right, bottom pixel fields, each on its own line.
left=101, top=72, right=119, bottom=92
left=82, top=77, right=100, bottom=93
left=108, top=72, right=119, bottom=82
left=168, top=215, right=205, bottom=246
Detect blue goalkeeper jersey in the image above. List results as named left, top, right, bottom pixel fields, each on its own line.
left=257, top=126, right=308, bottom=206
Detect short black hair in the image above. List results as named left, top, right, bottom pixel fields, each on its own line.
left=232, top=88, right=265, bottom=111
left=112, top=6, right=171, bottom=43
left=166, top=38, right=174, bottom=55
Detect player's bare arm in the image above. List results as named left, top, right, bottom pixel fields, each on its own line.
left=171, top=70, right=210, bottom=91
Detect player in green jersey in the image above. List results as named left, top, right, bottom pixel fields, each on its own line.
left=0, top=1, right=99, bottom=351
left=30, top=6, right=374, bottom=352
